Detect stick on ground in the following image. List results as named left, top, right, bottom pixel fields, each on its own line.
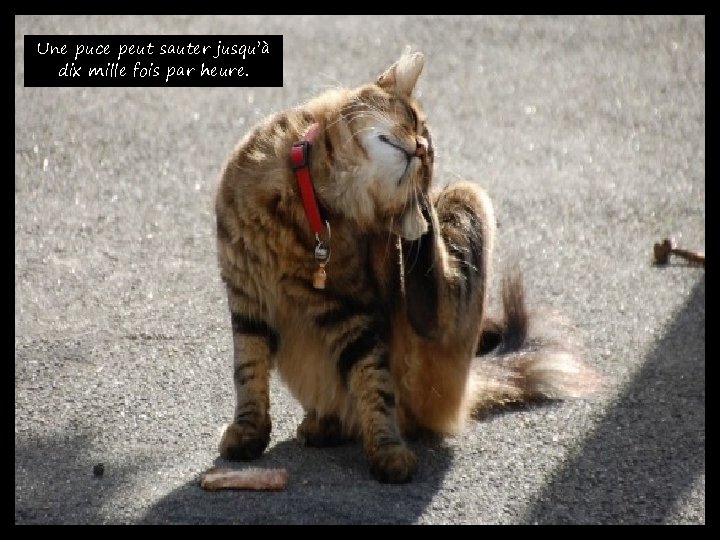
left=200, top=467, right=289, bottom=492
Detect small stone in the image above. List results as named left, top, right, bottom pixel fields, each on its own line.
left=93, top=463, right=105, bottom=477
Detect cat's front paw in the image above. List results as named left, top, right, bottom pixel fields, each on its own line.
left=218, top=419, right=271, bottom=461
left=367, top=443, right=418, bottom=483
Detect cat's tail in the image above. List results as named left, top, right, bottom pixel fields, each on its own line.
left=468, top=272, right=603, bottom=413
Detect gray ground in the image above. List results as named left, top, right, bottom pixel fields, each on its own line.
left=15, top=15, right=705, bottom=525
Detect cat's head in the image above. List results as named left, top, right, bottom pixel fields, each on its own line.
left=313, top=51, right=434, bottom=241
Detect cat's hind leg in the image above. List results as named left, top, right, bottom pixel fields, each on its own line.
left=402, top=179, right=495, bottom=350
left=394, top=180, right=496, bottom=434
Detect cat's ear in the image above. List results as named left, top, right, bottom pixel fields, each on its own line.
left=376, top=51, right=425, bottom=97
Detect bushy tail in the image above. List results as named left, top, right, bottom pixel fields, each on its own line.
left=469, top=272, right=602, bottom=413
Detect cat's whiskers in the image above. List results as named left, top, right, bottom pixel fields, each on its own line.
left=321, top=102, right=384, bottom=133
left=339, top=103, right=391, bottom=129
left=339, top=102, right=388, bottom=123
left=342, top=126, right=382, bottom=149
left=381, top=219, right=398, bottom=267
left=327, top=109, right=386, bottom=146
left=314, top=72, right=345, bottom=91
left=342, top=117, right=390, bottom=140
left=327, top=110, right=368, bottom=130
left=404, top=231, right=423, bottom=275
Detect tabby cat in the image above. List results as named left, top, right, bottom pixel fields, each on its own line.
left=214, top=51, right=600, bottom=483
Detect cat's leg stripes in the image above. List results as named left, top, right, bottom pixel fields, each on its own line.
left=218, top=309, right=278, bottom=461
left=336, top=325, right=417, bottom=483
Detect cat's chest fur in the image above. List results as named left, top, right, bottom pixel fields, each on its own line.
left=232, top=187, right=392, bottom=334
left=259, top=219, right=396, bottom=418
left=237, top=192, right=389, bottom=306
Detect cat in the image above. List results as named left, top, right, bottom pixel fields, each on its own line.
left=213, top=51, right=601, bottom=483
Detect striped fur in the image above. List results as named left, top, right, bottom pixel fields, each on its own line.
left=214, top=51, right=600, bottom=483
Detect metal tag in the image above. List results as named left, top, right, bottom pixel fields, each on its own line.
left=314, top=241, right=329, bottom=263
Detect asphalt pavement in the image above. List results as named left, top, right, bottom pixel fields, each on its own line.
left=15, top=15, right=705, bottom=524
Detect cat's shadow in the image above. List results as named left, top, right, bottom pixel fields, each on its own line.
left=140, top=434, right=453, bottom=524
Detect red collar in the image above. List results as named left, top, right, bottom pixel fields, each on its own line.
left=290, top=122, right=330, bottom=289
left=290, top=122, right=324, bottom=235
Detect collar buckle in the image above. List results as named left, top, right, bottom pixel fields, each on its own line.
left=290, top=140, right=310, bottom=169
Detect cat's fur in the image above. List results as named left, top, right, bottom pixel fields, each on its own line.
left=214, top=51, right=600, bottom=483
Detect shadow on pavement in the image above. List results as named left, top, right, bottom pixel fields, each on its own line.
left=15, top=431, right=143, bottom=524
left=140, top=435, right=452, bottom=524
left=523, top=275, right=705, bottom=524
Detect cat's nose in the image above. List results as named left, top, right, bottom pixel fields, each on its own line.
left=415, top=136, right=428, bottom=158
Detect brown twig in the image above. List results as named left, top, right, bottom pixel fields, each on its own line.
left=653, top=238, right=705, bottom=267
